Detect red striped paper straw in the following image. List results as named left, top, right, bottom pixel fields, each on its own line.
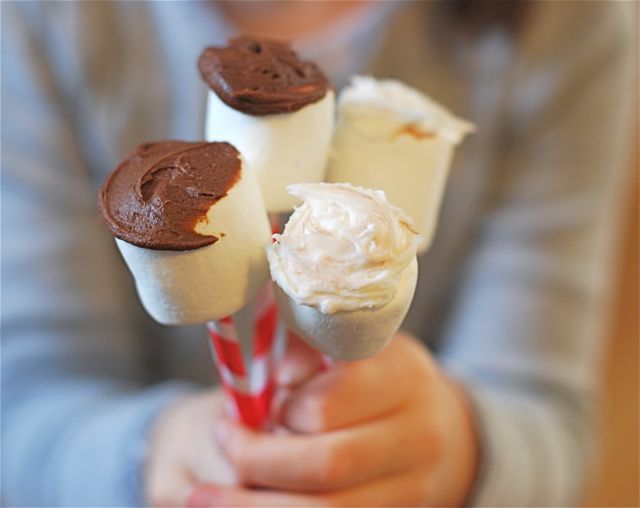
left=205, top=213, right=284, bottom=430
left=206, top=283, right=279, bottom=430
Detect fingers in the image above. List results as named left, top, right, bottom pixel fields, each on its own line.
left=146, top=465, right=192, bottom=508
left=187, top=484, right=324, bottom=507
left=214, top=406, right=440, bottom=492
left=275, top=333, right=324, bottom=387
left=186, top=468, right=432, bottom=507
left=282, top=334, right=435, bottom=433
left=329, top=467, right=433, bottom=506
left=145, top=391, right=224, bottom=507
left=270, top=333, right=325, bottom=422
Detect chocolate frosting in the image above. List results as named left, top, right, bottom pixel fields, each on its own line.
left=198, top=36, right=330, bottom=116
left=99, top=141, right=241, bottom=251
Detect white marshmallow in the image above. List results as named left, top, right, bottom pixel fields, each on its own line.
left=327, top=76, right=473, bottom=253
left=116, top=160, right=271, bottom=325
left=275, top=259, right=418, bottom=360
left=266, top=183, right=421, bottom=360
left=204, top=90, right=335, bottom=213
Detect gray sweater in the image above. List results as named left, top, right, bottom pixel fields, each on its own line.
left=1, top=1, right=635, bottom=505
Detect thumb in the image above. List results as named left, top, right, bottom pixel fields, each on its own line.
left=185, top=485, right=218, bottom=508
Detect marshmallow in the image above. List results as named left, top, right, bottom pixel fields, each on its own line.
left=115, top=155, right=271, bottom=325
left=266, top=183, right=421, bottom=360
left=205, top=90, right=335, bottom=213
left=327, top=76, right=473, bottom=252
left=275, top=259, right=417, bottom=360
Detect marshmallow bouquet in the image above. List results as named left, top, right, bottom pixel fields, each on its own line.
left=267, top=183, right=422, bottom=360
left=99, top=36, right=472, bottom=427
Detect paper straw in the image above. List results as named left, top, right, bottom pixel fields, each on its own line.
left=207, top=307, right=276, bottom=430
left=204, top=213, right=285, bottom=430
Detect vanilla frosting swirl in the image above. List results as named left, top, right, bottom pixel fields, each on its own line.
left=266, top=183, right=422, bottom=314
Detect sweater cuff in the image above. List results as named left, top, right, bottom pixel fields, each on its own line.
left=457, top=383, right=538, bottom=507
left=57, top=381, right=197, bottom=506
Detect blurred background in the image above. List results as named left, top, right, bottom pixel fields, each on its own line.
left=584, top=11, right=638, bottom=504
left=583, top=139, right=638, bottom=507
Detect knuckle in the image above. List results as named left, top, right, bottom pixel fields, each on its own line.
left=418, top=418, right=445, bottom=463
left=399, top=336, right=436, bottom=377
left=145, top=464, right=178, bottom=507
left=296, top=394, right=333, bottom=432
left=311, top=397, right=334, bottom=431
left=413, top=354, right=437, bottom=383
left=221, top=431, right=252, bottom=477
left=407, top=405, right=445, bottom=465
left=307, top=445, right=348, bottom=487
left=322, top=492, right=346, bottom=507
left=345, top=360, right=370, bottom=385
left=400, top=483, right=432, bottom=506
left=410, top=474, right=433, bottom=504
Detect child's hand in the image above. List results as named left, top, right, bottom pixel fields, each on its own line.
left=144, top=390, right=236, bottom=507
left=188, top=332, right=479, bottom=507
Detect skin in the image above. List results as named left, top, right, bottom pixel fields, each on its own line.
left=218, top=1, right=377, bottom=40
left=145, top=332, right=479, bottom=507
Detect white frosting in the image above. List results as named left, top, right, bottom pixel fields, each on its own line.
left=266, top=182, right=421, bottom=314
left=338, top=76, right=474, bottom=144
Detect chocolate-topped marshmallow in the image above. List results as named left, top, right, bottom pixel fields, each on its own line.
left=199, top=36, right=335, bottom=213
left=99, top=140, right=271, bottom=325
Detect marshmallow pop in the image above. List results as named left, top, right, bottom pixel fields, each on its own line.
left=266, top=183, right=422, bottom=360
left=99, top=141, right=271, bottom=325
left=199, top=36, right=335, bottom=213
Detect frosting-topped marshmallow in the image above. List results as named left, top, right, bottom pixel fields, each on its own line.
left=266, top=183, right=422, bottom=314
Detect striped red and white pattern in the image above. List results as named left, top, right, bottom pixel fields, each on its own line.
left=206, top=283, right=280, bottom=430
left=206, top=214, right=285, bottom=430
